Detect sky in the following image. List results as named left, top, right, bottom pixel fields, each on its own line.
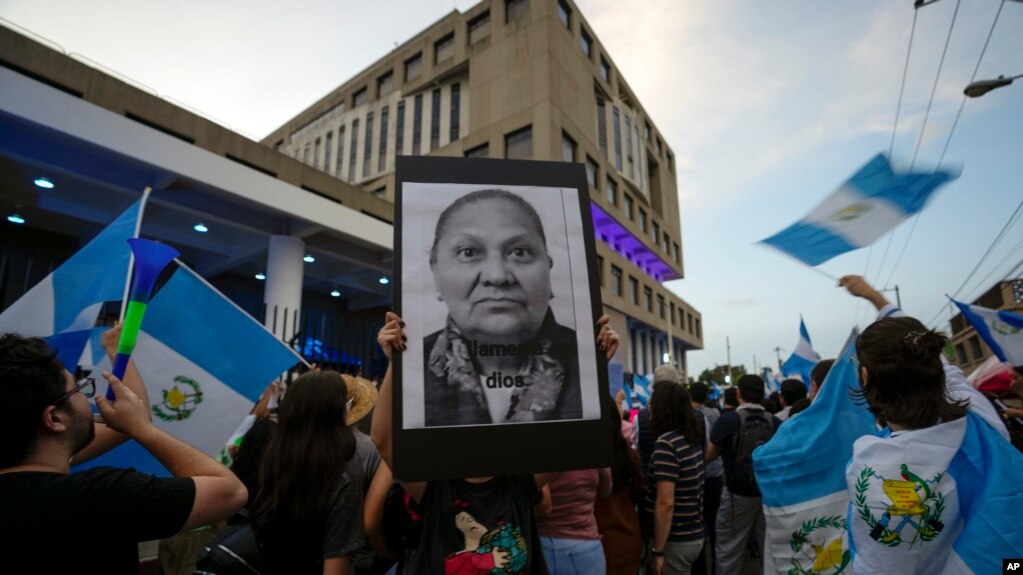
left=2, top=0, right=1021, bottom=377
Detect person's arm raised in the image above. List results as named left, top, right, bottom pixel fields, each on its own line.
left=839, top=275, right=890, bottom=312
left=95, top=371, right=247, bottom=531
left=372, top=312, right=427, bottom=501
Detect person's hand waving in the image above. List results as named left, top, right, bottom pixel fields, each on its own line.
left=596, top=314, right=620, bottom=360
left=378, top=311, right=406, bottom=360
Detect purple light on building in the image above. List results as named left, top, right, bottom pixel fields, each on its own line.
left=589, top=202, right=680, bottom=281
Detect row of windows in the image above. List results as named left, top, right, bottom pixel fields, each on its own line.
left=562, top=130, right=681, bottom=267
left=596, top=257, right=700, bottom=338
left=295, top=83, right=462, bottom=182
left=462, top=125, right=533, bottom=160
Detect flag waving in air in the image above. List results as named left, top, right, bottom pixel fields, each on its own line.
left=760, top=153, right=959, bottom=267
left=76, top=264, right=304, bottom=476
left=782, top=317, right=818, bottom=386
left=952, top=300, right=1023, bottom=366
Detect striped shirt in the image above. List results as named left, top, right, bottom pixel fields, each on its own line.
left=645, top=431, right=705, bottom=542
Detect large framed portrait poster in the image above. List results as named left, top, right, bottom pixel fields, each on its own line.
left=393, top=156, right=612, bottom=481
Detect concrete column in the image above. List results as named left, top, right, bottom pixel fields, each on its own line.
left=264, top=235, right=305, bottom=341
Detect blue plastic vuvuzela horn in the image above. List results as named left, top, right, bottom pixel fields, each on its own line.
left=106, top=238, right=180, bottom=400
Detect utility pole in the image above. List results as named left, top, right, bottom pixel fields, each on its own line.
left=881, top=285, right=902, bottom=308
left=726, top=337, right=733, bottom=384
left=774, top=347, right=783, bottom=371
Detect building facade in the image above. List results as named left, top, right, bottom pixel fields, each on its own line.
left=263, top=0, right=703, bottom=375
left=947, top=279, right=1023, bottom=374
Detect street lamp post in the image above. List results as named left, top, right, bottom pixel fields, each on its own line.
left=964, top=74, right=1023, bottom=98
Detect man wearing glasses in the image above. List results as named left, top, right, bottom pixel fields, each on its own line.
left=0, top=332, right=248, bottom=572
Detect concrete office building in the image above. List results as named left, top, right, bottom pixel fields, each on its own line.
left=264, top=0, right=704, bottom=375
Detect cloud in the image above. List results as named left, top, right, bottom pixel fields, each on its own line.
left=718, top=297, right=762, bottom=308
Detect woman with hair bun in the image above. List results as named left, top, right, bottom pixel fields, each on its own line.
left=839, top=275, right=1021, bottom=574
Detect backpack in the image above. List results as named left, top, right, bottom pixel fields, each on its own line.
left=727, top=408, right=776, bottom=497
left=194, top=514, right=270, bottom=575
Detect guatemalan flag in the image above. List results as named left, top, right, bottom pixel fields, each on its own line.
left=782, top=317, right=818, bottom=386
left=846, top=411, right=1023, bottom=574
left=761, top=154, right=959, bottom=266
left=76, top=266, right=303, bottom=476
left=755, top=330, right=876, bottom=575
left=0, top=200, right=140, bottom=367
left=952, top=300, right=1023, bottom=366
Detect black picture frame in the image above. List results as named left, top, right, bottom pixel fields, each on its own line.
left=393, top=155, right=612, bottom=481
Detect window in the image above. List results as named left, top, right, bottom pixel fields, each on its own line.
left=612, top=107, right=623, bottom=171
left=596, top=96, right=607, bottom=159
left=585, top=156, right=598, bottom=188
left=679, top=309, right=685, bottom=330
left=468, top=11, right=491, bottom=44
left=969, top=335, right=983, bottom=360
left=412, top=94, right=423, bottom=155
left=430, top=88, right=441, bottom=150
left=506, top=0, right=528, bottom=22
left=644, top=119, right=652, bottom=143
left=363, top=111, right=374, bottom=178
left=395, top=101, right=405, bottom=155
left=673, top=242, right=680, bottom=264
left=653, top=222, right=659, bottom=243
left=611, top=265, right=623, bottom=296
left=377, top=71, right=393, bottom=97
left=624, top=194, right=633, bottom=220
left=336, top=126, right=345, bottom=175
left=557, top=0, right=570, bottom=28
left=667, top=152, right=675, bottom=173
left=695, top=318, right=701, bottom=338
left=561, top=131, right=576, bottom=163
left=303, top=145, right=311, bottom=165
left=353, top=87, right=367, bottom=108
left=378, top=105, right=389, bottom=172
left=628, top=276, right=638, bottom=304
left=465, top=143, right=489, bottom=158
left=435, top=33, right=455, bottom=64
left=600, top=57, right=610, bottom=83
left=625, top=115, right=633, bottom=179
left=404, top=53, right=422, bottom=81
left=580, top=28, right=592, bottom=58
left=657, top=295, right=665, bottom=319
left=605, top=179, right=617, bottom=206
left=955, top=343, right=967, bottom=364
left=639, top=209, right=647, bottom=232
left=596, top=255, right=604, bottom=286
left=644, top=287, right=653, bottom=312
left=450, top=83, right=461, bottom=142
left=655, top=136, right=662, bottom=156
left=505, top=125, right=532, bottom=159
left=670, top=302, right=676, bottom=324
left=324, top=132, right=332, bottom=174
left=313, top=137, right=321, bottom=169
left=348, top=119, right=359, bottom=181
left=688, top=314, right=693, bottom=334
left=663, top=232, right=670, bottom=253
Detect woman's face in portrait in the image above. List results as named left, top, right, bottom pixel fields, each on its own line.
left=432, top=197, right=552, bottom=344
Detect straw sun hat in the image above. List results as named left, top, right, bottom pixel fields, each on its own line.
left=342, top=373, right=378, bottom=425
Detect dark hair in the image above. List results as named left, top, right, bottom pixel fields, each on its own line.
left=737, top=374, right=766, bottom=404
left=650, top=382, right=703, bottom=447
left=602, top=398, right=635, bottom=494
left=788, top=397, right=811, bottom=416
left=811, top=359, right=835, bottom=386
left=781, top=379, right=807, bottom=406
left=761, top=397, right=780, bottom=414
left=0, top=334, right=67, bottom=468
left=230, top=417, right=276, bottom=508
left=429, top=189, right=548, bottom=265
left=253, top=371, right=357, bottom=565
left=855, top=316, right=967, bottom=429
left=723, top=387, right=739, bottom=408
left=689, top=381, right=709, bottom=403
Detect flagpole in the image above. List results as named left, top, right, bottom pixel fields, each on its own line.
left=173, top=259, right=310, bottom=367
left=807, top=266, right=838, bottom=282
left=119, top=187, right=152, bottom=322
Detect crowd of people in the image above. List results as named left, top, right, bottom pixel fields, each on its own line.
left=2, top=262, right=1021, bottom=575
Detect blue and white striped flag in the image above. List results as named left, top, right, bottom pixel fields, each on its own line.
left=755, top=329, right=876, bottom=574
left=761, top=154, right=959, bottom=266
left=75, top=265, right=303, bottom=476
left=846, top=411, right=1023, bottom=574
left=952, top=300, right=1023, bottom=366
left=782, top=317, right=818, bottom=386
left=762, top=368, right=783, bottom=392
left=630, top=373, right=652, bottom=409
left=0, top=201, right=140, bottom=366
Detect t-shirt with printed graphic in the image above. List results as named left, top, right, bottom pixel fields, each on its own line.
left=411, top=475, right=547, bottom=575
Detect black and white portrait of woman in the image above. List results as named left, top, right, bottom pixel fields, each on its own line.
left=400, top=183, right=601, bottom=429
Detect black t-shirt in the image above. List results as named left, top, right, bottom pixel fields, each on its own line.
left=412, top=475, right=547, bottom=575
left=0, top=466, right=195, bottom=573
left=709, top=407, right=782, bottom=482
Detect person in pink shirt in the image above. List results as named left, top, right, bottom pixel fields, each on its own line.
left=537, top=466, right=613, bottom=574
